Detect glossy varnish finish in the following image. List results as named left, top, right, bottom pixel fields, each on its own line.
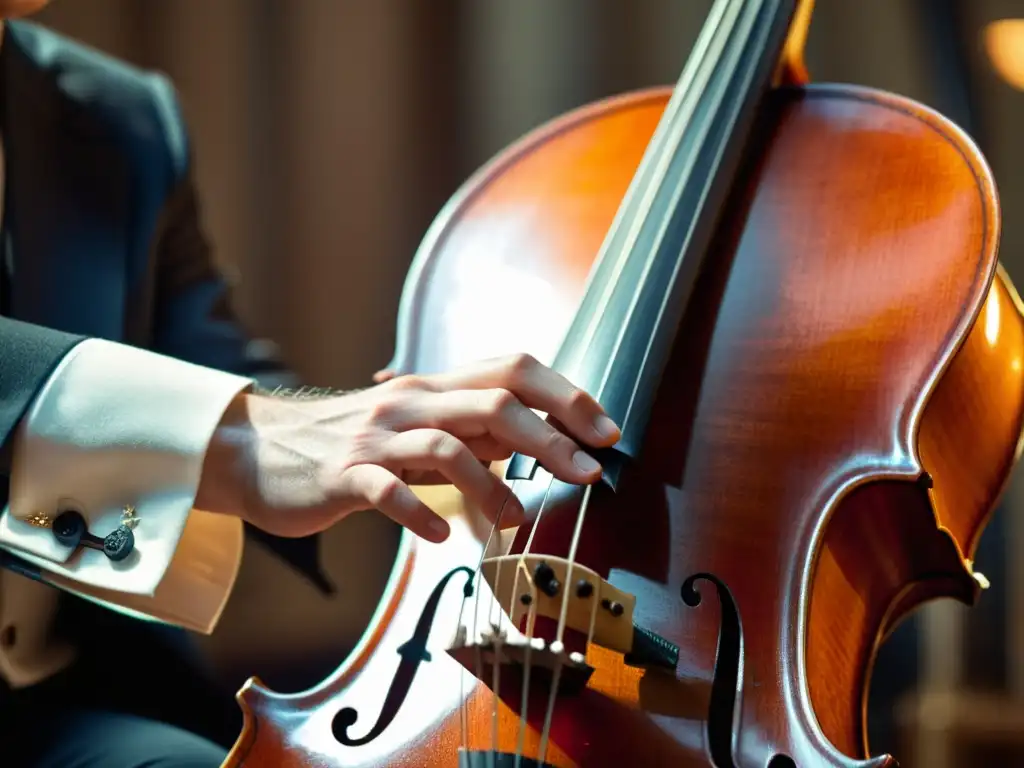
left=223, top=84, right=1024, bottom=766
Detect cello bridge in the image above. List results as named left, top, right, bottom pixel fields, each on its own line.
left=477, top=554, right=636, bottom=653
left=447, top=554, right=678, bottom=682
left=447, top=627, right=594, bottom=695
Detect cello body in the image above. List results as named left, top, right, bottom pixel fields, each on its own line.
left=223, top=47, right=1024, bottom=768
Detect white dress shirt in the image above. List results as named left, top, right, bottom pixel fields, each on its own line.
left=0, top=336, right=252, bottom=686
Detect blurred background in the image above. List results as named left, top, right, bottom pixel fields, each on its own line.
left=27, top=0, right=1024, bottom=765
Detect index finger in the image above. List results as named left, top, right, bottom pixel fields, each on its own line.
left=423, top=354, right=620, bottom=448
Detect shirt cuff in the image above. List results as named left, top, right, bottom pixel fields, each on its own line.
left=0, top=337, right=253, bottom=598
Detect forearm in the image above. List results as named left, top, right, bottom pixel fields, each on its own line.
left=195, top=383, right=362, bottom=526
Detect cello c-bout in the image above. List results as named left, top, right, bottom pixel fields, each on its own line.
left=224, top=0, right=1024, bottom=765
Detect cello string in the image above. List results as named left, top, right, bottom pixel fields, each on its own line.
left=537, top=665, right=563, bottom=764
left=469, top=1, right=750, bottom=755
left=552, top=483, right=593, bottom=646
left=458, top=471, right=559, bottom=758
left=489, top=554, right=503, bottom=761
left=507, top=481, right=555, bottom=763
left=460, top=479, right=518, bottom=755
left=510, top=0, right=739, bottom=651
left=537, top=483, right=595, bottom=763
left=501, top=39, right=706, bottom=752
left=454, top=465, right=557, bottom=758
left=482, top=475, right=555, bottom=758
left=501, top=31, right=715, bottom=763
left=507, top=477, right=555, bottom=615
left=514, top=0, right=760, bottom=761
left=495, top=7, right=710, bottom=753
left=513, top=570, right=539, bottom=767
left=444, top=0, right=768, bottom=757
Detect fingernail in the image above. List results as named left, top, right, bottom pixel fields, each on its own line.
left=427, top=517, right=450, bottom=540
left=593, top=415, right=619, bottom=440
left=573, top=450, right=602, bottom=475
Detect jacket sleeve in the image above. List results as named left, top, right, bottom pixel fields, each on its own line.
left=145, top=75, right=296, bottom=391
left=0, top=317, right=85, bottom=470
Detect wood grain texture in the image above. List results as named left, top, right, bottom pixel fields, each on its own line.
left=221, top=83, right=1022, bottom=767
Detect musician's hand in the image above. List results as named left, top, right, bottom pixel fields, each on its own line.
left=196, top=354, right=620, bottom=541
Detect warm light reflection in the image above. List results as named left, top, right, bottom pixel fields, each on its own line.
left=442, top=211, right=577, bottom=367
left=985, top=19, right=1024, bottom=91
left=985, top=289, right=1002, bottom=346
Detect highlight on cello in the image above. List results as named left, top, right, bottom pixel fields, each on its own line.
left=222, top=0, right=1024, bottom=765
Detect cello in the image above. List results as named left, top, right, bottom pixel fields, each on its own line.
left=222, top=0, right=1024, bottom=764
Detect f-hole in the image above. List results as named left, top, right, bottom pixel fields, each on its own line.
left=332, top=565, right=475, bottom=747
left=681, top=573, right=744, bottom=768
left=680, top=576, right=794, bottom=768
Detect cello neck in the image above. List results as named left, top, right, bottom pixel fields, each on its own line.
left=549, top=0, right=800, bottom=460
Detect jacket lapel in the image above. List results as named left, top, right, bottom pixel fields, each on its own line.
left=1, top=22, right=128, bottom=338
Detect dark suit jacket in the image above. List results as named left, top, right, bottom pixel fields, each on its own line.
left=0, top=12, right=344, bottom=617
left=0, top=19, right=292, bottom=455
left=0, top=15, right=344, bottom=593
left=0, top=17, right=342, bottom=594
left=0, top=22, right=353, bottom=746
left=0, top=18, right=305, bottom=739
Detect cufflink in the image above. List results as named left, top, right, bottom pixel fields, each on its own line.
left=120, top=505, right=141, bottom=530
left=51, top=509, right=135, bottom=562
